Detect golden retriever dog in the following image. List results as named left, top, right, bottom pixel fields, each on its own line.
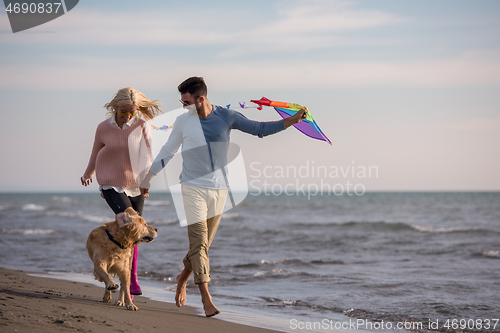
left=86, top=207, right=158, bottom=311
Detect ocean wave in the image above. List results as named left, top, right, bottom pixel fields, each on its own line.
left=291, top=221, right=490, bottom=234
left=222, top=212, right=242, bottom=220
left=256, top=228, right=283, bottom=235
left=46, top=211, right=77, bottom=218
left=233, top=262, right=261, bottom=269
left=261, top=259, right=307, bottom=266
left=233, top=258, right=337, bottom=270
left=260, top=296, right=344, bottom=312
left=148, top=218, right=178, bottom=226
left=52, top=196, right=73, bottom=203
left=254, top=268, right=324, bottom=278
left=292, top=221, right=414, bottom=230
left=145, top=200, right=172, bottom=207
left=254, top=268, right=296, bottom=277
left=2, top=228, right=55, bottom=235
left=45, top=211, right=111, bottom=223
left=80, top=214, right=112, bottom=223
left=410, top=224, right=479, bottom=233
left=260, top=296, right=301, bottom=306
left=310, top=259, right=345, bottom=265
left=479, top=250, right=500, bottom=258
left=22, top=204, right=46, bottom=211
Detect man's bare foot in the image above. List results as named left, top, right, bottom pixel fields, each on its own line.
left=203, top=297, right=220, bottom=317
left=175, top=274, right=188, bottom=307
left=175, top=269, right=192, bottom=307
left=198, top=282, right=219, bottom=317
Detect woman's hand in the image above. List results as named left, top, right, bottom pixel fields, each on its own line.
left=81, top=176, right=92, bottom=186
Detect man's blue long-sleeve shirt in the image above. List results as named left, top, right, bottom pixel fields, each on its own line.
left=150, top=105, right=285, bottom=189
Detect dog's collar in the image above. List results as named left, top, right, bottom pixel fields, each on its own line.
left=105, top=229, right=127, bottom=249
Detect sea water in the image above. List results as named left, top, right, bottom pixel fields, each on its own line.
left=1, top=192, right=499, bottom=333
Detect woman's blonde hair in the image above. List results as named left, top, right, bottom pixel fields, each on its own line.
left=104, top=87, right=162, bottom=120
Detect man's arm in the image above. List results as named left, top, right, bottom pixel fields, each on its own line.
left=140, top=116, right=184, bottom=196
left=232, top=108, right=308, bottom=137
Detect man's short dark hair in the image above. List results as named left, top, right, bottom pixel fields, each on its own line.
left=178, top=77, right=207, bottom=99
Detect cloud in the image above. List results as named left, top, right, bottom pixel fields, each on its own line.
left=2, top=1, right=499, bottom=90
left=0, top=0, right=406, bottom=54
left=2, top=51, right=500, bottom=91
left=217, top=0, right=408, bottom=55
left=273, top=0, right=405, bottom=33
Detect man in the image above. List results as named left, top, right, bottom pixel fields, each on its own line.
left=140, top=77, right=306, bottom=317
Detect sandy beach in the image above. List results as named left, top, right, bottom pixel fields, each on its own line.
left=0, top=267, right=281, bottom=333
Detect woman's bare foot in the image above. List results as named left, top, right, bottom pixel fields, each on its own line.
left=175, top=269, right=191, bottom=307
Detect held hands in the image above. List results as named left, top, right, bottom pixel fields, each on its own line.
left=139, top=171, right=156, bottom=198
left=283, top=109, right=308, bottom=128
left=140, top=188, right=149, bottom=198
left=139, top=178, right=150, bottom=197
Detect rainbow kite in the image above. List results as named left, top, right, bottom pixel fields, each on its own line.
left=151, top=124, right=173, bottom=131
left=251, top=97, right=332, bottom=145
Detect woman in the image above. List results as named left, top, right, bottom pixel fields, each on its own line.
left=82, top=87, right=162, bottom=296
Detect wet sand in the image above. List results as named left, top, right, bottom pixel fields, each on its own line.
left=0, top=267, right=281, bottom=333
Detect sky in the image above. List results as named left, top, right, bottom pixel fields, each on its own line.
left=1, top=0, right=499, bottom=192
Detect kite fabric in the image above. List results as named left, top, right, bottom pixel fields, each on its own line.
left=151, top=124, right=173, bottom=131
left=251, top=97, right=332, bottom=145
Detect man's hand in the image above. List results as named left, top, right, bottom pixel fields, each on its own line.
left=283, top=109, right=308, bottom=128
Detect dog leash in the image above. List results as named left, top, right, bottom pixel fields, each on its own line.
left=105, top=229, right=127, bottom=249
